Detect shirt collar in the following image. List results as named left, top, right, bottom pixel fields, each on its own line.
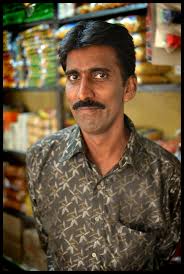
left=60, top=115, right=144, bottom=166
left=59, top=124, right=84, bottom=163
left=119, top=114, right=144, bottom=168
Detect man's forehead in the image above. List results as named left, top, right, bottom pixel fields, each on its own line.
left=66, top=45, right=119, bottom=70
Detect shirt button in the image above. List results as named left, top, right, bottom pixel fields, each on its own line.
left=95, top=217, right=99, bottom=222
left=92, top=252, right=96, bottom=258
left=97, top=184, right=101, bottom=190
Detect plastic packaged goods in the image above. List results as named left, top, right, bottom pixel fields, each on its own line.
left=166, top=65, right=181, bottom=84
left=3, top=109, right=19, bottom=131
left=27, top=109, right=58, bottom=147
left=55, top=23, right=76, bottom=39
left=117, top=15, right=146, bottom=33
left=3, top=31, right=12, bottom=52
left=4, top=109, right=58, bottom=151
left=135, top=46, right=146, bottom=61
left=137, top=75, right=169, bottom=84
left=137, top=127, right=163, bottom=141
left=135, top=62, right=172, bottom=75
left=3, top=3, right=25, bottom=26
left=58, top=3, right=76, bottom=19
left=76, top=3, right=129, bottom=14
left=16, top=24, right=57, bottom=88
left=3, top=112, right=32, bottom=152
left=132, top=31, right=146, bottom=47
left=3, top=3, right=54, bottom=26
left=154, top=3, right=181, bottom=53
left=23, top=3, right=54, bottom=23
left=3, top=31, right=17, bottom=88
left=3, top=163, right=28, bottom=214
left=135, top=61, right=172, bottom=83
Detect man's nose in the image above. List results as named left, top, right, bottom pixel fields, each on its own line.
left=77, top=77, right=95, bottom=101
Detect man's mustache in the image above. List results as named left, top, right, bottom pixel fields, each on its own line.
left=72, top=99, right=105, bottom=110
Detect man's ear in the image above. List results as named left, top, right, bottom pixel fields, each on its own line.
left=123, top=75, right=137, bottom=102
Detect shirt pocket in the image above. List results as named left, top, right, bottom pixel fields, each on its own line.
left=104, top=220, right=155, bottom=270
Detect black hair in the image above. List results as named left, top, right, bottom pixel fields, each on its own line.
left=58, top=20, right=135, bottom=82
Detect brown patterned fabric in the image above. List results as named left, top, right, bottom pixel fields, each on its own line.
left=26, top=115, right=181, bottom=271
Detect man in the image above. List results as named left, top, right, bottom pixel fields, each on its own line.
left=26, top=21, right=180, bottom=271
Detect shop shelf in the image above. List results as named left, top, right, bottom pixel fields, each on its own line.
left=137, top=83, right=181, bottom=92
left=2, top=255, right=38, bottom=271
left=3, top=207, right=35, bottom=227
left=3, top=150, right=26, bottom=165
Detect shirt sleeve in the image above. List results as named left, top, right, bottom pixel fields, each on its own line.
left=155, top=164, right=181, bottom=268
left=26, top=145, right=54, bottom=271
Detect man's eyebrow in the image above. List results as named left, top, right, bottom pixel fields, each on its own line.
left=66, top=67, right=111, bottom=75
left=65, top=69, right=79, bottom=76
left=89, top=67, right=111, bottom=73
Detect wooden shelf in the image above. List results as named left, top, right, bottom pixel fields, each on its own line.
left=137, top=84, right=181, bottom=92
left=3, top=86, right=59, bottom=92
left=3, top=207, right=35, bottom=227
left=3, top=84, right=180, bottom=93
left=3, top=150, right=26, bottom=165
left=3, top=255, right=38, bottom=271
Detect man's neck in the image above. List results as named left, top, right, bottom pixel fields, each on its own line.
left=81, top=117, right=130, bottom=176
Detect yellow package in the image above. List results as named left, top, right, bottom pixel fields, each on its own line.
left=136, top=62, right=172, bottom=75
left=137, top=75, right=169, bottom=84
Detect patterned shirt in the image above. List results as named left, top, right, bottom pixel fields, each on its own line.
left=26, top=115, right=181, bottom=271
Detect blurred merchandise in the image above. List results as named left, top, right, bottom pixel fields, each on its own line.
left=116, top=15, right=146, bottom=33
left=58, top=3, right=76, bottom=19
left=27, top=109, right=58, bottom=147
left=165, top=65, right=181, bottom=84
left=3, top=110, right=32, bottom=152
left=3, top=163, right=28, bottom=214
left=136, top=62, right=171, bottom=75
left=154, top=4, right=181, bottom=53
left=137, top=75, right=169, bottom=84
left=136, top=62, right=172, bottom=84
left=146, top=3, right=181, bottom=66
left=137, top=126, right=181, bottom=157
left=76, top=3, right=129, bottom=14
left=3, top=31, right=17, bottom=88
left=63, top=92, right=76, bottom=127
left=3, top=3, right=54, bottom=26
left=132, top=31, right=146, bottom=47
left=3, top=4, right=25, bottom=26
left=55, top=23, right=76, bottom=39
left=137, top=127, right=163, bottom=141
left=19, top=24, right=57, bottom=88
left=3, top=109, right=58, bottom=151
left=135, top=46, right=146, bottom=61
left=156, top=139, right=180, bottom=154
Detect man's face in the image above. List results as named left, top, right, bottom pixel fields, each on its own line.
left=65, top=45, right=131, bottom=135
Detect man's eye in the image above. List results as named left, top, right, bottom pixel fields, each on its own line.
left=67, top=74, right=79, bottom=81
left=93, top=71, right=107, bottom=79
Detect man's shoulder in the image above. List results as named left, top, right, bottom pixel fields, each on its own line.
left=27, top=124, right=78, bottom=156
left=139, top=134, right=180, bottom=168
